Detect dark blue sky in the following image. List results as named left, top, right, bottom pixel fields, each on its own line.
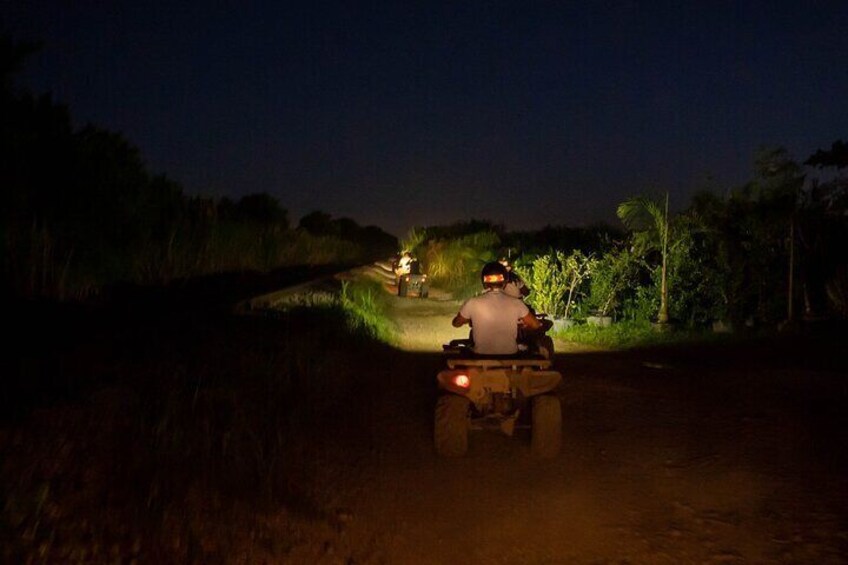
left=4, top=1, right=847, bottom=236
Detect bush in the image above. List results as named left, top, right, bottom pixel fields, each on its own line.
left=620, top=282, right=659, bottom=322
left=584, top=246, right=640, bottom=318
left=339, top=279, right=398, bottom=344
left=553, top=319, right=715, bottom=349
left=515, top=250, right=594, bottom=319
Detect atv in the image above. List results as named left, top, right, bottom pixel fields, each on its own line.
left=395, top=259, right=428, bottom=298
left=434, top=339, right=562, bottom=458
left=398, top=272, right=429, bottom=298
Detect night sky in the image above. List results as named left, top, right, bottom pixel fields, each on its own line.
left=4, top=1, right=847, bottom=236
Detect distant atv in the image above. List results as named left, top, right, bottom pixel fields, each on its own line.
left=398, top=272, right=429, bottom=298
left=435, top=339, right=562, bottom=458
left=395, top=259, right=429, bottom=298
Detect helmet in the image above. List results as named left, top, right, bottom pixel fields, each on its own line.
left=481, top=261, right=508, bottom=288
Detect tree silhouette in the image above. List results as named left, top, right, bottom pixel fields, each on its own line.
left=805, top=140, right=848, bottom=170
left=298, top=210, right=334, bottom=235
left=233, top=193, right=288, bottom=227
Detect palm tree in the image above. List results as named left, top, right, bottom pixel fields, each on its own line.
left=617, top=193, right=671, bottom=324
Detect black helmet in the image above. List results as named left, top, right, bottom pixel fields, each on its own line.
left=481, top=261, right=508, bottom=288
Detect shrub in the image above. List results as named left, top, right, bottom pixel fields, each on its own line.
left=339, top=279, right=398, bottom=344
left=515, top=250, right=593, bottom=319
left=584, top=246, right=640, bottom=317
left=553, top=319, right=717, bottom=349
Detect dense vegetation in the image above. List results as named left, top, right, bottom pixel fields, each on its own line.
left=1, top=39, right=396, bottom=301
left=404, top=146, right=847, bottom=340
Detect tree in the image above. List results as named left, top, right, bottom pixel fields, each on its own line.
left=616, top=193, right=671, bottom=324
left=234, top=193, right=288, bottom=227
left=800, top=141, right=848, bottom=317
left=298, top=210, right=334, bottom=235
left=805, top=139, right=848, bottom=170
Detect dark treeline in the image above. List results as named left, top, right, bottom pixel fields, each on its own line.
left=413, top=219, right=623, bottom=258
left=1, top=38, right=396, bottom=301
left=677, top=145, right=848, bottom=326
left=404, top=144, right=848, bottom=327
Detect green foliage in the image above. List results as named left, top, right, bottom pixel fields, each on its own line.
left=515, top=250, right=594, bottom=319
left=553, top=319, right=717, bottom=349
left=683, top=147, right=806, bottom=326
left=419, top=230, right=500, bottom=298
left=616, top=195, right=669, bottom=256
left=340, top=279, right=398, bottom=344
left=400, top=226, right=426, bottom=254
left=620, top=283, right=659, bottom=322
left=617, top=192, right=672, bottom=323
left=663, top=216, right=725, bottom=326
left=585, top=246, right=640, bottom=317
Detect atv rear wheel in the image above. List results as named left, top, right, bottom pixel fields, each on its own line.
left=398, top=277, right=408, bottom=297
left=435, top=394, right=469, bottom=457
left=531, top=394, right=562, bottom=458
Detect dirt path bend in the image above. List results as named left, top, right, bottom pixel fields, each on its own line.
left=307, top=266, right=848, bottom=564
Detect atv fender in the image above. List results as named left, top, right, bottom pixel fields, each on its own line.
left=514, top=369, right=562, bottom=397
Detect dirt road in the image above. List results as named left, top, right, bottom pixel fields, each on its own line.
left=3, top=265, right=846, bottom=563
left=306, top=265, right=848, bottom=564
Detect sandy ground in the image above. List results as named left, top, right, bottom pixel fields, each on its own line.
left=311, top=264, right=848, bottom=564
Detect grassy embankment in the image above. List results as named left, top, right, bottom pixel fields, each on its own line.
left=552, top=320, right=732, bottom=350
left=1, top=273, right=400, bottom=562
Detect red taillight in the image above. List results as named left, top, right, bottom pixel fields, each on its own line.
left=453, top=374, right=470, bottom=388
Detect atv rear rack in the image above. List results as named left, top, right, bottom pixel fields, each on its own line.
left=446, top=358, right=552, bottom=370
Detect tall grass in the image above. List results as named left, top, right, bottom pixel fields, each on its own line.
left=553, top=319, right=724, bottom=349
left=339, top=279, right=399, bottom=344
left=4, top=218, right=368, bottom=299
left=418, top=231, right=499, bottom=298
left=0, top=305, right=398, bottom=561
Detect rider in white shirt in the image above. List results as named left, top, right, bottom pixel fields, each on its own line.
left=452, top=262, right=541, bottom=355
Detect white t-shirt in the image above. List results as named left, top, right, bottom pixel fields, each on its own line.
left=459, top=289, right=530, bottom=354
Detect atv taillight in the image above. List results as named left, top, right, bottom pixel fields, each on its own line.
left=453, top=374, right=470, bottom=388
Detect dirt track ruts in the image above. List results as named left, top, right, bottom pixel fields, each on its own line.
left=293, top=263, right=848, bottom=563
